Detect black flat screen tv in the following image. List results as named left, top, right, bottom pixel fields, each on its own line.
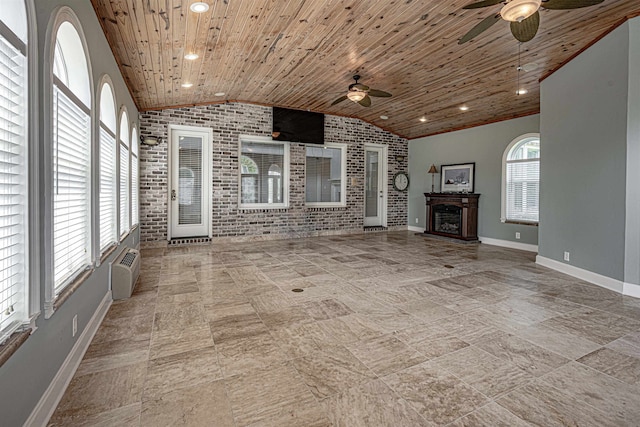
left=272, top=107, right=324, bottom=144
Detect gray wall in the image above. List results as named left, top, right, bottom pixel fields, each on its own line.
left=539, top=21, right=630, bottom=281
left=408, top=115, right=540, bottom=246
left=0, top=1, right=139, bottom=425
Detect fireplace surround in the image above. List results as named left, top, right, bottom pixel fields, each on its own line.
left=424, top=193, right=479, bottom=241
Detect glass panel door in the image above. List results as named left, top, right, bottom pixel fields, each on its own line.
left=364, top=146, right=386, bottom=226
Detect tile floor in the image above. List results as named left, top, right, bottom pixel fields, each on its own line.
left=49, top=232, right=640, bottom=426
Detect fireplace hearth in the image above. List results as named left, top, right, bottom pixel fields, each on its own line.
left=424, top=193, right=479, bottom=241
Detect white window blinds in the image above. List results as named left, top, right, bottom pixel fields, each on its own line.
left=505, top=138, right=540, bottom=223
left=240, top=141, right=285, bottom=206
left=119, top=142, right=129, bottom=235
left=99, top=125, right=116, bottom=249
left=131, top=130, right=138, bottom=226
left=52, top=81, right=91, bottom=293
left=0, top=25, right=27, bottom=343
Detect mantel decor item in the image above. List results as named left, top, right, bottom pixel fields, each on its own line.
left=428, top=164, right=438, bottom=193
left=440, top=162, right=475, bottom=193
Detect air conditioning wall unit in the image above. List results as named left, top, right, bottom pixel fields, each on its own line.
left=111, top=247, right=141, bottom=300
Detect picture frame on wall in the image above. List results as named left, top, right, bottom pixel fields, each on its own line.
left=440, top=162, right=475, bottom=193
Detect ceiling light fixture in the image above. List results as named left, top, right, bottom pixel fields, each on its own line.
left=189, top=2, right=209, bottom=13
left=419, top=117, right=427, bottom=122
left=500, top=0, right=541, bottom=23
left=380, top=115, right=388, bottom=120
left=517, top=88, right=528, bottom=95
left=214, top=92, right=226, bottom=97
left=459, top=106, right=469, bottom=111
left=184, top=53, right=199, bottom=60
left=347, top=90, right=366, bottom=102
left=181, top=82, right=193, bottom=88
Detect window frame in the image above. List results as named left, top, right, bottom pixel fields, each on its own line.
left=43, top=7, right=94, bottom=318
left=305, top=142, right=347, bottom=208
left=131, top=126, right=139, bottom=227
left=237, top=135, right=290, bottom=210
left=118, top=108, right=130, bottom=239
left=501, top=133, right=540, bottom=225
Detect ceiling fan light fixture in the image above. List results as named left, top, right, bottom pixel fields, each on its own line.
left=184, top=53, right=199, bottom=60
left=189, top=2, right=209, bottom=13
left=347, top=90, right=366, bottom=102
left=500, top=0, right=541, bottom=22
left=516, top=88, right=528, bottom=95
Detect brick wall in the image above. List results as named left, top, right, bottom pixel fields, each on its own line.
left=139, top=102, right=408, bottom=244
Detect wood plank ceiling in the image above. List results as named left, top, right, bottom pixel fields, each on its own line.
left=91, top=0, right=640, bottom=139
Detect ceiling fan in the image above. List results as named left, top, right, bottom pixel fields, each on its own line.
left=330, top=75, right=392, bottom=107
left=458, top=0, right=605, bottom=44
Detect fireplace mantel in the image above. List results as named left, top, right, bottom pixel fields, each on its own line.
left=424, top=193, right=480, bottom=241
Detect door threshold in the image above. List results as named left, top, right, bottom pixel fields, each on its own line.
left=168, top=237, right=212, bottom=246
left=363, top=226, right=388, bottom=232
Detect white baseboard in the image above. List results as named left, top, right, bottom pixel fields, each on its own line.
left=25, top=291, right=112, bottom=427
left=535, top=255, right=624, bottom=294
left=479, top=236, right=538, bottom=253
left=623, top=282, right=640, bottom=298
left=407, top=225, right=424, bottom=233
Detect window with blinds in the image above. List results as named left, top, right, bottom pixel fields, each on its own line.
left=131, top=128, right=139, bottom=226
left=119, top=112, right=129, bottom=236
left=305, top=144, right=346, bottom=206
left=99, top=83, right=116, bottom=251
left=504, top=136, right=540, bottom=223
left=0, top=12, right=28, bottom=343
left=239, top=139, right=288, bottom=208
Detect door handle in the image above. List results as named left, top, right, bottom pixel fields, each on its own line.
left=171, top=189, right=176, bottom=201
left=379, top=190, right=383, bottom=198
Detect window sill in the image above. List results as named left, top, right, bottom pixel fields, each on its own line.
left=46, top=267, right=94, bottom=318
left=0, top=328, right=31, bottom=368
left=119, top=231, right=131, bottom=243
left=305, top=206, right=348, bottom=211
left=100, top=243, right=118, bottom=264
left=503, top=219, right=539, bottom=226
left=239, top=207, right=289, bottom=213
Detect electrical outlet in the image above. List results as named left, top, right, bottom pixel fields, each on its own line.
left=564, top=251, right=570, bottom=262
left=72, top=314, right=77, bottom=337
left=515, top=232, right=521, bottom=240
left=415, top=218, right=419, bottom=224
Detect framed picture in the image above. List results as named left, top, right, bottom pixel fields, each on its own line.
left=440, top=162, right=475, bottom=193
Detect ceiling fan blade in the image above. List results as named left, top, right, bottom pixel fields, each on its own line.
left=510, top=11, right=540, bottom=43
left=358, top=95, right=372, bottom=107
left=330, top=95, right=348, bottom=106
left=353, top=83, right=369, bottom=91
left=368, top=89, right=392, bottom=98
left=458, top=13, right=501, bottom=44
left=542, top=0, right=604, bottom=10
left=462, top=0, right=504, bottom=9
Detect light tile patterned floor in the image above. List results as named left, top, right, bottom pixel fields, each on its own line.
left=49, top=232, right=640, bottom=426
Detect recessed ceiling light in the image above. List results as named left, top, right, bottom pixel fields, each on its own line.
left=522, top=62, right=538, bottom=72
left=214, top=92, right=226, bottom=97
left=419, top=117, right=427, bottom=122
left=189, top=2, right=209, bottom=13
left=184, top=53, right=199, bottom=60
left=380, top=115, right=388, bottom=120
left=181, top=82, right=193, bottom=88
left=459, top=106, right=469, bottom=111
left=516, top=88, right=528, bottom=95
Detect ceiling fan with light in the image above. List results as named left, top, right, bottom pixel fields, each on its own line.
left=330, top=75, right=392, bottom=107
left=458, top=0, right=605, bottom=44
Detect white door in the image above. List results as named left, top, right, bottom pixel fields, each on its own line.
left=364, top=145, right=387, bottom=227
left=169, top=126, right=212, bottom=238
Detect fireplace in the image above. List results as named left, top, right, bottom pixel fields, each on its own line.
left=424, top=193, right=480, bottom=241
left=433, top=205, right=462, bottom=236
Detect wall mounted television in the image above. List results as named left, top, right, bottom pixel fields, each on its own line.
left=272, top=107, right=324, bottom=144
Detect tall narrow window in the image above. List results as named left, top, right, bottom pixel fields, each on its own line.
left=119, top=111, right=129, bottom=236
left=131, top=127, right=139, bottom=226
left=502, top=134, right=540, bottom=223
left=305, top=144, right=347, bottom=207
left=52, top=21, right=91, bottom=294
left=98, top=81, right=116, bottom=251
left=238, top=137, right=289, bottom=208
left=0, top=0, right=29, bottom=342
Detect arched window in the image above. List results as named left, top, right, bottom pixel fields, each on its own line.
left=51, top=15, right=92, bottom=294
left=0, top=0, right=29, bottom=342
left=268, top=164, right=282, bottom=204
left=240, top=155, right=259, bottom=204
left=131, top=126, right=139, bottom=226
left=99, top=79, right=117, bottom=251
left=119, top=110, right=130, bottom=236
left=502, top=134, right=540, bottom=224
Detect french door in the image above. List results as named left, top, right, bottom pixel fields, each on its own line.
left=364, top=144, right=387, bottom=227
left=168, top=125, right=212, bottom=238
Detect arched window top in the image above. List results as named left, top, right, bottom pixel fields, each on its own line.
left=506, top=135, right=540, bottom=161
left=119, top=109, right=129, bottom=146
left=99, top=81, right=116, bottom=131
left=131, top=127, right=138, bottom=155
left=268, top=164, right=281, bottom=176
left=53, top=20, right=90, bottom=106
left=0, top=0, right=27, bottom=43
left=241, top=155, right=258, bottom=174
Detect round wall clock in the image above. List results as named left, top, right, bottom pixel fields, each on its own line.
left=393, top=172, right=409, bottom=191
